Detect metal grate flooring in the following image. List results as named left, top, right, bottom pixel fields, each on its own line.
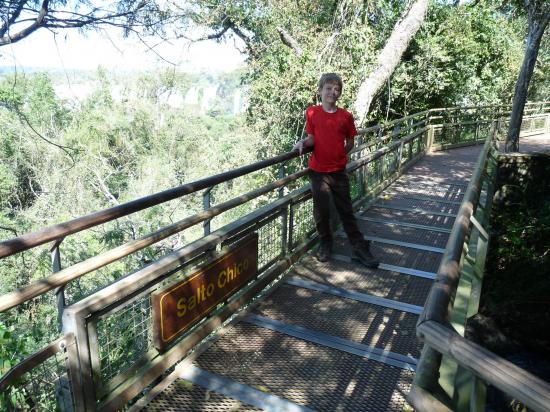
left=352, top=220, right=450, bottom=248
left=253, top=284, right=422, bottom=358
left=292, top=257, right=433, bottom=307
left=193, top=323, right=415, bottom=412
left=141, top=145, right=481, bottom=411
left=142, top=382, right=263, bottom=412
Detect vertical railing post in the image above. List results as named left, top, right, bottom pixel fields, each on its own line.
left=356, top=135, right=365, bottom=199
left=288, top=201, right=295, bottom=252
left=413, top=345, right=447, bottom=400
left=51, top=238, right=66, bottom=331
left=392, top=123, right=401, bottom=140
left=279, top=163, right=288, bottom=255
left=63, top=308, right=96, bottom=411
left=376, top=128, right=384, bottom=184
left=427, top=125, right=435, bottom=151
left=203, top=187, right=213, bottom=236
left=397, top=141, right=404, bottom=174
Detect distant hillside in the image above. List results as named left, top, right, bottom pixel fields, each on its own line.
left=0, top=67, right=249, bottom=114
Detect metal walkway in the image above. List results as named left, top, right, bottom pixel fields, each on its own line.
left=134, top=145, right=483, bottom=412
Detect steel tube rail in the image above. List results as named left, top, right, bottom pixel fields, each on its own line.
left=414, top=123, right=550, bottom=412
left=0, top=334, right=74, bottom=392
left=418, top=321, right=550, bottom=412
left=355, top=101, right=549, bottom=136
left=0, top=150, right=306, bottom=259
left=0, top=127, right=426, bottom=313
left=3, top=101, right=545, bottom=260
left=347, top=127, right=425, bottom=173
left=417, top=130, right=492, bottom=325
left=0, top=169, right=308, bottom=313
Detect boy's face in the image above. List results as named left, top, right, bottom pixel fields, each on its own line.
left=319, top=81, right=342, bottom=105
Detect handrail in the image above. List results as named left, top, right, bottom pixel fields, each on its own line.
left=0, top=150, right=305, bottom=259
left=356, top=101, right=549, bottom=135
left=418, top=321, right=550, bottom=412
left=417, top=131, right=493, bottom=325
left=0, top=334, right=74, bottom=392
left=413, top=125, right=550, bottom=412
left=1, top=102, right=548, bottom=411
left=2, top=101, right=546, bottom=259
left=0, top=168, right=309, bottom=313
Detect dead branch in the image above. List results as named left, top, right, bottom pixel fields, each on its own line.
left=276, top=27, right=302, bottom=56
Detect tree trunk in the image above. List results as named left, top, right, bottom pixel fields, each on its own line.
left=505, top=14, right=549, bottom=152
left=353, top=0, right=428, bottom=124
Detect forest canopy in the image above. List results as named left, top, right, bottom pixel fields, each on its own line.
left=0, top=1, right=549, bottom=398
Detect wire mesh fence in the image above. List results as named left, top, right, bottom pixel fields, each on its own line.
left=289, top=196, right=315, bottom=250
left=0, top=336, right=76, bottom=412
left=97, top=294, right=153, bottom=384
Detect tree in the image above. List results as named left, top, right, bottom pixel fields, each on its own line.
left=354, top=0, right=429, bottom=123
left=182, top=0, right=416, bottom=152
left=384, top=2, right=525, bottom=114
left=505, top=0, right=550, bottom=152
left=0, top=1, right=166, bottom=47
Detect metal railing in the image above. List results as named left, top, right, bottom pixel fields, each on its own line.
left=408, top=113, right=550, bottom=412
left=0, top=102, right=548, bottom=411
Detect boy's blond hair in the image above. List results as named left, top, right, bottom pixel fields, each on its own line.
left=317, top=73, right=343, bottom=91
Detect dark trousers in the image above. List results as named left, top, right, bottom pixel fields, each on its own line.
left=309, top=169, right=366, bottom=248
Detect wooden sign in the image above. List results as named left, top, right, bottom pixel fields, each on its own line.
left=152, top=234, right=258, bottom=351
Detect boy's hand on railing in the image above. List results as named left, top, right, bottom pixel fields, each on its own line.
left=292, top=140, right=305, bottom=155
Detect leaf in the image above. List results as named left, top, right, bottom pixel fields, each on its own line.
left=177, top=380, right=194, bottom=390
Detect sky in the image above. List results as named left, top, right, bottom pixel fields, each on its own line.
left=0, top=26, right=246, bottom=73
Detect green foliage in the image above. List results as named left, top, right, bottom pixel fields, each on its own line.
left=0, top=322, right=33, bottom=375
left=0, top=322, right=34, bottom=410
left=0, top=68, right=263, bottom=362
left=529, top=33, right=550, bottom=101
left=483, top=156, right=550, bottom=353
left=185, top=0, right=547, bottom=154
left=185, top=0, right=414, bottom=152
left=386, top=2, right=525, bottom=113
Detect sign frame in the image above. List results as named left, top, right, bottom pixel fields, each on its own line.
left=152, top=233, right=258, bottom=351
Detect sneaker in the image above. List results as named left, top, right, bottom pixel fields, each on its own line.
left=353, top=247, right=380, bottom=268
left=316, top=242, right=332, bottom=262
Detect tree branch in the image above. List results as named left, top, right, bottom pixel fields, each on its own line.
left=191, top=25, right=230, bottom=41
left=0, top=0, right=28, bottom=37
left=0, top=226, right=18, bottom=236
left=0, top=101, right=79, bottom=165
left=0, top=0, right=49, bottom=46
left=185, top=16, right=254, bottom=59
left=276, top=27, right=303, bottom=56
left=0, top=1, right=155, bottom=46
left=354, top=0, right=429, bottom=124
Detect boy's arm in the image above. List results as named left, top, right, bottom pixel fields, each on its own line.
left=344, top=137, right=354, bottom=154
left=293, top=134, right=314, bottom=155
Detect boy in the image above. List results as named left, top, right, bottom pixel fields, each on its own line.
left=293, top=73, right=379, bottom=268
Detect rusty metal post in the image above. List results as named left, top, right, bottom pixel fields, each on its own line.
left=356, top=135, right=366, bottom=199
left=396, top=141, right=404, bottom=174
left=51, top=238, right=66, bottom=331
left=203, top=187, right=213, bottom=236
left=279, top=164, right=288, bottom=255
left=427, top=125, right=435, bottom=151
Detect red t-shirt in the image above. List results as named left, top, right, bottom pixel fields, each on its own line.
left=305, top=105, right=358, bottom=172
